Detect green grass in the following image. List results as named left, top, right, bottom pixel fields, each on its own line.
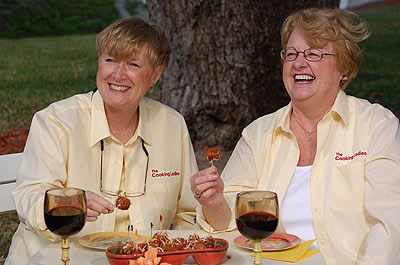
left=0, top=212, right=19, bottom=258
left=347, top=5, right=400, bottom=117
left=0, top=35, right=98, bottom=134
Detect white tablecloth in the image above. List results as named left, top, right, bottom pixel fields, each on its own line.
left=27, top=231, right=326, bottom=265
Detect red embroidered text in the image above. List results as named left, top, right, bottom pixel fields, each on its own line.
left=151, top=169, right=180, bottom=178
left=335, top=151, right=367, bottom=161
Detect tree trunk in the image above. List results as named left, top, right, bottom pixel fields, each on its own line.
left=148, top=0, right=340, bottom=150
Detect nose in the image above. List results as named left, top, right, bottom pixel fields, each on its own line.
left=113, top=63, right=127, bottom=79
left=293, top=51, right=308, bottom=67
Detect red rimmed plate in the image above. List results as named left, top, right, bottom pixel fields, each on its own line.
left=234, top=233, right=301, bottom=251
left=105, top=238, right=229, bottom=265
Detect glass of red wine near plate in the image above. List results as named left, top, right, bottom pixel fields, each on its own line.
left=235, top=190, right=279, bottom=265
left=44, top=188, right=87, bottom=265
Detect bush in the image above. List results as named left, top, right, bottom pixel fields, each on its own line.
left=0, top=212, right=19, bottom=258
left=0, top=0, right=119, bottom=38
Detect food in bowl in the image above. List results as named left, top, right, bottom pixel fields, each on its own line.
left=105, top=232, right=229, bottom=265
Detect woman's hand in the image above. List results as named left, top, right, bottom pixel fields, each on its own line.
left=85, top=190, right=115, bottom=222
left=190, top=167, right=231, bottom=230
left=190, top=167, right=225, bottom=208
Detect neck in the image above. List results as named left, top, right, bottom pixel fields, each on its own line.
left=105, top=105, right=139, bottom=144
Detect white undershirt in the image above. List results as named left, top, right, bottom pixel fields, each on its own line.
left=281, top=166, right=317, bottom=247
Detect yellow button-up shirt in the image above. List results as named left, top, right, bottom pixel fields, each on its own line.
left=6, top=91, right=198, bottom=265
left=197, top=91, right=400, bottom=265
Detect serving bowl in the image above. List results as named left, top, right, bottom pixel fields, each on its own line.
left=105, top=238, right=229, bottom=265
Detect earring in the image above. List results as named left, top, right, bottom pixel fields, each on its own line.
left=148, top=85, right=154, bottom=94
left=341, top=75, right=348, bottom=81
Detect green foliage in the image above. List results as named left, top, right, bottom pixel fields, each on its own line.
left=0, top=0, right=119, bottom=38
left=0, top=212, right=19, bottom=258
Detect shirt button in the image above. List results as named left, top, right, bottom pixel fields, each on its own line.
left=314, top=208, right=319, bottom=213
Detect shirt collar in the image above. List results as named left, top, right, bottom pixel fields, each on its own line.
left=90, top=90, right=110, bottom=147
left=131, top=98, right=153, bottom=146
left=272, top=103, right=292, bottom=142
left=329, top=90, right=349, bottom=127
left=89, top=91, right=153, bottom=147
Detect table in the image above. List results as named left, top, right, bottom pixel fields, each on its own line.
left=27, top=231, right=326, bottom=265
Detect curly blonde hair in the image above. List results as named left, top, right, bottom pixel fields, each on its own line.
left=96, top=16, right=170, bottom=70
left=281, top=8, right=370, bottom=89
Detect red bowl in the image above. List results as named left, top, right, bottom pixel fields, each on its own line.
left=193, top=238, right=229, bottom=265
left=105, top=238, right=229, bottom=265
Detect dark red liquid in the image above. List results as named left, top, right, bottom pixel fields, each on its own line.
left=236, top=211, right=278, bottom=240
left=44, top=206, right=86, bottom=236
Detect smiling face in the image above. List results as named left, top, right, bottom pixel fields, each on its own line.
left=282, top=28, right=341, bottom=109
left=96, top=47, right=163, bottom=113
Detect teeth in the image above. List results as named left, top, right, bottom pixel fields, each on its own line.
left=110, top=84, right=129, bottom=91
left=295, top=75, right=315, bottom=81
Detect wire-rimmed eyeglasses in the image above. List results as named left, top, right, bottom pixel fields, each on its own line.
left=100, top=138, right=149, bottom=198
left=280, top=47, right=335, bottom=62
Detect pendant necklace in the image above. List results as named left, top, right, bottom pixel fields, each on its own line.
left=292, top=114, right=317, bottom=141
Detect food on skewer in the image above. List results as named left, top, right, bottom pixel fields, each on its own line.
left=121, top=232, right=223, bottom=254
left=205, top=147, right=221, bottom=167
left=116, top=194, right=131, bottom=210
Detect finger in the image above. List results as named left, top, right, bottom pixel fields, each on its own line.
left=86, top=191, right=114, bottom=214
left=86, top=208, right=100, bottom=222
left=86, top=216, right=98, bottom=222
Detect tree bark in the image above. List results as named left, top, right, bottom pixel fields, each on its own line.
left=148, top=0, right=340, bottom=150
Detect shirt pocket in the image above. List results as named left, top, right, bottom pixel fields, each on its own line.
left=146, top=178, right=181, bottom=227
left=331, top=161, right=364, bottom=212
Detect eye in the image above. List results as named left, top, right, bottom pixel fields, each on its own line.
left=306, top=49, right=322, bottom=60
left=102, top=55, right=116, bottom=63
left=128, top=62, right=141, bottom=68
left=284, top=48, right=298, bottom=59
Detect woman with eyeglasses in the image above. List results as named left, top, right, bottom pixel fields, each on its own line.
left=190, top=8, right=400, bottom=265
left=6, top=16, right=198, bottom=265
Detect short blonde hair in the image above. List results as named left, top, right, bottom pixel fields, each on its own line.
left=96, top=16, right=170, bottom=70
left=281, top=8, right=370, bottom=89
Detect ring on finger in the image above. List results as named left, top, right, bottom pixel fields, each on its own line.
left=193, top=191, right=201, bottom=199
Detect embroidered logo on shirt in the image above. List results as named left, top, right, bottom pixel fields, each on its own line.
left=335, top=151, right=367, bottom=161
left=151, top=169, right=180, bottom=178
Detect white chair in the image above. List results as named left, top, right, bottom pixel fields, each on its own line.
left=0, top=152, right=22, bottom=213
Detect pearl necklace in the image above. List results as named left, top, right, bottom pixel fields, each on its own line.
left=292, top=114, right=317, bottom=141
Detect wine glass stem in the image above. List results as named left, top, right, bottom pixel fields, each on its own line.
left=61, top=236, right=70, bottom=265
left=253, top=239, right=262, bottom=265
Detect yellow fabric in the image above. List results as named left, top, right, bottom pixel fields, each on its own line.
left=115, top=163, right=131, bottom=231
left=197, top=91, right=400, bottom=265
left=250, top=240, right=318, bottom=263
left=7, top=91, right=199, bottom=265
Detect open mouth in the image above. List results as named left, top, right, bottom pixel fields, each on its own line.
left=294, top=74, right=315, bottom=82
left=110, top=84, right=130, bottom=91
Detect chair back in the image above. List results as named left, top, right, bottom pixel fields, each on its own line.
left=0, top=152, right=22, bottom=213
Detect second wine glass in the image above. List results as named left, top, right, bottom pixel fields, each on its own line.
left=236, top=190, right=279, bottom=265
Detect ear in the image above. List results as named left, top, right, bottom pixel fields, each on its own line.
left=150, top=65, right=164, bottom=86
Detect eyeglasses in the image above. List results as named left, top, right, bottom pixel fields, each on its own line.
left=280, top=48, right=335, bottom=62
left=100, top=138, right=149, bottom=198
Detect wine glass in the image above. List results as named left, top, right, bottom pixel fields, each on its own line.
left=44, top=188, right=87, bottom=265
left=235, top=190, right=279, bottom=265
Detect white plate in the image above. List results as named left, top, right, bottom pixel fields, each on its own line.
left=79, top=231, right=151, bottom=250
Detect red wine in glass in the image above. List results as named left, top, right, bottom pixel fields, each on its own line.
left=44, top=188, right=87, bottom=265
left=44, top=206, right=86, bottom=236
left=235, top=191, right=278, bottom=265
left=236, top=211, right=278, bottom=240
